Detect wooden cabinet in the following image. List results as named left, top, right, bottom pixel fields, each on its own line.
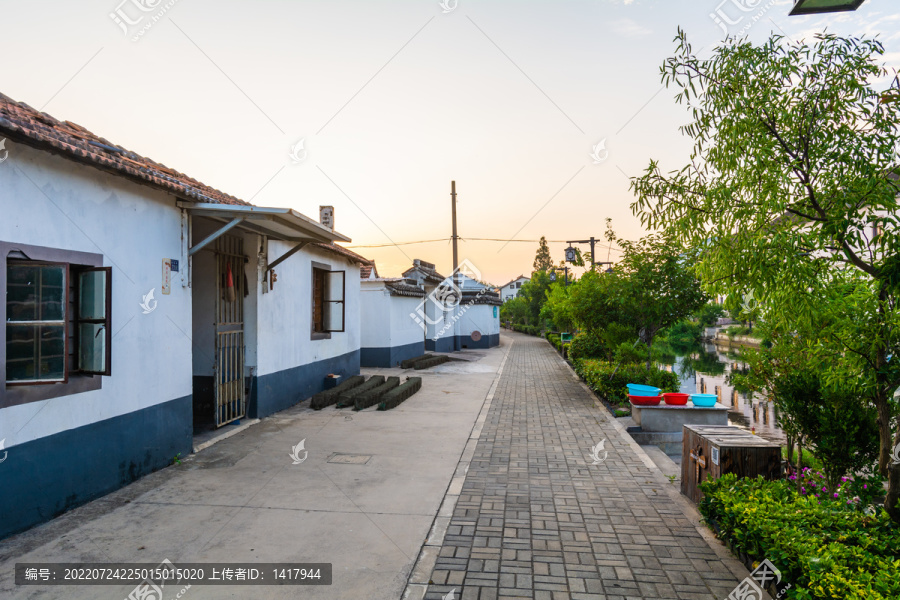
left=681, top=424, right=782, bottom=504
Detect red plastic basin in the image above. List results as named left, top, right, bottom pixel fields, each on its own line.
left=663, top=393, right=689, bottom=405
left=629, top=395, right=661, bottom=406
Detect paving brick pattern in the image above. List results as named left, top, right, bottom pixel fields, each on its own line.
left=424, top=334, right=740, bottom=600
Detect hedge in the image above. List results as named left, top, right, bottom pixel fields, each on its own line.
left=354, top=377, right=400, bottom=411
left=573, top=359, right=679, bottom=404
left=335, top=376, right=386, bottom=408
left=546, top=333, right=563, bottom=352
left=511, top=324, right=541, bottom=336
left=379, top=377, right=423, bottom=410
left=414, top=355, right=450, bottom=370
left=401, top=354, right=433, bottom=369
left=310, top=375, right=365, bottom=410
left=700, top=474, right=900, bottom=600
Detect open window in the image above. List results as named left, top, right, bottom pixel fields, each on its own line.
left=6, top=262, right=68, bottom=384
left=5, top=261, right=111, bottom=385
left=76, top=267, right=112, bottom=375
left=312, top=267, right=345, bottom=335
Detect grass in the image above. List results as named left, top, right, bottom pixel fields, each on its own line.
left=782, top=446, right=824, bottom=471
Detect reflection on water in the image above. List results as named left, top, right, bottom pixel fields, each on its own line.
left=659, top=341, right=785, bottom=444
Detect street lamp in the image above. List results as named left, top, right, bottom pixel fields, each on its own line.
left=788, top=0, right=865, bottom=16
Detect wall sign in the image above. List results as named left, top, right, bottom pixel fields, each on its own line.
left=162, top=259, right=172, bottom=295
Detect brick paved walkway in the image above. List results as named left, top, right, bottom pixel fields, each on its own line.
left=421, top=333, right=742, bottom=600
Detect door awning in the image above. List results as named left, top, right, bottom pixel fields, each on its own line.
left=178, top=202, right=351, bottom=255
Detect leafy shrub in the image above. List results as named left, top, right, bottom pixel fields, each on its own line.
left=700, top=474, right=900, bottom=600
left=599, top=322, right=636, bottom=356
left=401, top=354, right=432, bottom=369
left=574, top=359, right=679, bottom=404
left=546, top=333, right=562, bottom=352
left=354, top=377, right=400, bottom=410
left=379, top=377, right=422, bottom=410
left=666, top=319, right=703, bottom=347
left=725, top=324, right=752, bottom=338
left=695, top=303, right=727, bottom=327
left=336, top=376, right=385, bottom=408
left=613, top=341, right=646, bottom=365
left=788, top=467, right=885, bottom=508
left=568, top=331, right=606, bottom=361
left=414, top=355, right=450, bottom=370
left=310, top=375, right=365, bottom=410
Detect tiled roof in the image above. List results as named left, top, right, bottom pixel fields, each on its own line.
left=462, top=289, right=502, bottom=306
left=360, top=264, right=378, bottom=279
left=310, top=242, right=373, bottom=267
left=385, top=279, right=426, bottom=298
left=500, top=275, right=529, bottom=288
left=0, top=92, right=376, bottom=268
left=402, top=259, right=446, bottom=284
left=0, top=92, right=249, bottom=206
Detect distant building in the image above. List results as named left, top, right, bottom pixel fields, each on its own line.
left=403, top=259, right=501, bottom=351
left=500, top=275, right=530, bottom=302
left=360, top=272, right=426, bottom=367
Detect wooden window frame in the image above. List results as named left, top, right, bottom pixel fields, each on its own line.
left=5, top=260, right=69, bottom=386
left=75, top=266, right=113, bottom=376
left=1, top=242, right=106, bottom=409
left=310, top=263, right=346, bottom=339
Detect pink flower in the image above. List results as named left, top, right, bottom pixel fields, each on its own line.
left=834, top=493, right=839, bottom=498
left=864, top=484, right=868, bottom=489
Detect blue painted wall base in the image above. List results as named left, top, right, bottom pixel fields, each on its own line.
left=0, top=395, right=192, bottom=540
left=360, top=340, right=425, bottom=368
left=248, top=349, right=361, bottom=418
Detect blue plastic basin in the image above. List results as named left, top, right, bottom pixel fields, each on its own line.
left=627, top=383, right=661, bottom=397
left=690, top=394, right=718, bottom=407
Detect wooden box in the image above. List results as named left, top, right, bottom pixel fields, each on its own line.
left=681, top=424, right=782, bottom=504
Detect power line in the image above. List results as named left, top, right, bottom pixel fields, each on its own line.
left=347, top=237, right=623, bottom=252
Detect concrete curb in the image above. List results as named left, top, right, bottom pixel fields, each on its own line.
left=402, top=338, right=514, bottom=600
left=192, top=418, right=261, bottom=453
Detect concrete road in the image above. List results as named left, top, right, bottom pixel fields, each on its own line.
left=0, top=341, right=510, bottom=600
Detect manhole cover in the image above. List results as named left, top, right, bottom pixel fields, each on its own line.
left=327, top=454, right=372, bottom=465
left=471, top=330, right=482, bottom=341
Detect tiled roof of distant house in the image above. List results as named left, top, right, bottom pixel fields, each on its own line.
left=360, top=264, right=379, bottom=279
left=0, top=91, right=374, bottom=266
left=500, top=275, right=529, bottom=288
left=385, top=279, right=426, bottom=298
left=462, top=289, right=502, bottom=306
left=402, top=259, right=445, bottom=284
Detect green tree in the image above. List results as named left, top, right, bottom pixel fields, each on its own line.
left=533, top=236, right=553, bottom=272
left=608, top=234, right=707, bottom=369
left=630, top=30, right=900, bottom=520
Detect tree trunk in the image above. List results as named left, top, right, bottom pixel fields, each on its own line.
left=646, top=333, right=653, bottom=371
left=886, top=430, right=900, bottom=523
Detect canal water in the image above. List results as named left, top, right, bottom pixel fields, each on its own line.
left=659, top=341, right=786, bottom=444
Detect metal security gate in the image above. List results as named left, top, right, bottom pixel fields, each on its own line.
left=214, top=235, right=246, bottom=427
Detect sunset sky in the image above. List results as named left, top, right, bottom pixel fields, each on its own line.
left=3, top=0, right=899, bottom=284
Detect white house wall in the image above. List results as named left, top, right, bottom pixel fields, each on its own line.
left=457, top=304, right=501, bottom=349
left=0, top=141, right=193, bottom=539
left=252, top=240, right=361, bottom=416
left=360, top=282, right=425, bottom=367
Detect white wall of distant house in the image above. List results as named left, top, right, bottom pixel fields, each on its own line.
left=391, top=293, right=425, bottom=348
left=0, top=141, right=191, bottom=447
left=255, top=240, right=361, bottom=377
left=360, top=282, right=423, bottom=350
left=500, top=277, right=529, bottom=302
left=458, top=304, right=499, bottom=341
left=360, top=283, right=391, bottom=348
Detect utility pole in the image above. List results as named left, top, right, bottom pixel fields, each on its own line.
left=451, top=181, right=461, bottom=351
left=451, top=181, right=458, bottom=277
left=566, top=237, right=613, bottom=271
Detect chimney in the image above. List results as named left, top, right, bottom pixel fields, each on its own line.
left=319, top=206, right=334, bottom=230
